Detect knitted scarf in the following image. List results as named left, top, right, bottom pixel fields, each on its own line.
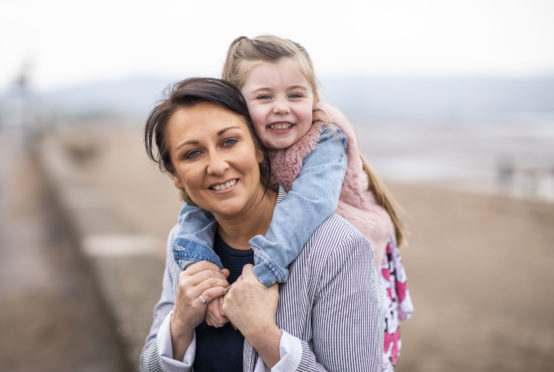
left=268, top=102, right=393, bottom=268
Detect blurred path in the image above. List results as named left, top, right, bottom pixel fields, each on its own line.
left=0, top=132, right=130, bottom=372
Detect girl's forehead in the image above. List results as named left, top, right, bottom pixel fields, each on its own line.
left=242, top=58, right=313, bottom=89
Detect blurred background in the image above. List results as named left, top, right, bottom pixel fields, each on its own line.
left=1, top=0, right=553, bottom=371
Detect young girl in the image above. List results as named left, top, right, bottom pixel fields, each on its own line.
left=172, top=35, right=413, bottom=371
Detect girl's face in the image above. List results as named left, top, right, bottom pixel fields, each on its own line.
left=240, top=58, right=315, bottom=150
left=167, top=102, right=265, bottom=220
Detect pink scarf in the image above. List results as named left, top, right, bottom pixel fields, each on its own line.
left=268, top=102, right=393, bottom=268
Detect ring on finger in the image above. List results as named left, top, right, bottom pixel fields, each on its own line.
left=199, top=295, right=207, bottom=304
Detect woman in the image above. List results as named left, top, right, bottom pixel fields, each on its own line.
left=140, top=78, right=384, bottom=371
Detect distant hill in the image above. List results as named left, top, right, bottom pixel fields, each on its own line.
left=320, top=75, right=554, bottom=124
left=3, top=75, right=554, bottom=125
left=39, top=76, right=177, bottom=119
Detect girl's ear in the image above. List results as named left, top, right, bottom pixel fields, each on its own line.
left=313, top=91, right=319, bottom=104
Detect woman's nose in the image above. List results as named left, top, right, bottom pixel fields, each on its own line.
left=206, top=151, right=229, bottom=175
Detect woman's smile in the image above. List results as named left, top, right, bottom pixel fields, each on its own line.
left=209, top=179, right=239, bottom=192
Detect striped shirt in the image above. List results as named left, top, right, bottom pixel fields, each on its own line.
left=140, top=194, right=384, bottom=371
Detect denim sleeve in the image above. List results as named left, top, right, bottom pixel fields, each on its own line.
left=250, top=125, right=348, bottom=287
left=172, top=203, right=222, bottom=271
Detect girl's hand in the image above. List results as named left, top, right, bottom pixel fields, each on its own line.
left=170, top=261, right=229, bottom=360
left=222, top=264, right=282, bottom=367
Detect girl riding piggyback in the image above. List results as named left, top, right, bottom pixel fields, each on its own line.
left=173, top=35, right=414, bottom=371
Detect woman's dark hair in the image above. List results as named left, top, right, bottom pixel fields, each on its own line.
left=144, top=77, right=271, bottom=190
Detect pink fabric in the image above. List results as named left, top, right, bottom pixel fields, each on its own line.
left=269, top=103, right=414, bottom=371
left=380, top=238, right=414, bottom=371
left=268, top=102, right=393, bottom=269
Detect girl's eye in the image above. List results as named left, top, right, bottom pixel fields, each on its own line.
left=185, top=150, right=201, bottom=159
left=289, top=93, right=303, bottom=99
left=222, top=138, right=238, bottom=147
left=257, top=94, right=271, bottom=100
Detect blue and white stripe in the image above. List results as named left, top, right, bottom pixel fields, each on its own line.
left=140, top=213, right=383, bottom=372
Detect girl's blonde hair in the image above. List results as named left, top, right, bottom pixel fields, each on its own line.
left=222, top=35, right=405, bottom=246
left=222, top=35, right=317, bottom=93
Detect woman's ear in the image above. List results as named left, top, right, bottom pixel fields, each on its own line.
left=256, top=148, right=264, bottom=164
left=170, top=173, right=184, bottom=190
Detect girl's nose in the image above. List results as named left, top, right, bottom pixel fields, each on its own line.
left=206, top=151, right=229, bottom=175
left=272, top=99, right=291, bottom=114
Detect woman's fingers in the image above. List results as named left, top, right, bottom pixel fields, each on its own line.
left=186, top=260, right=223, bottom=275
left=241, top=264, right=254, bottom=276
left=198, top=284, right=227, bottom=304
left=183, top=267, right=228, bottom=286
left=222, top=268, right=279, bottom=338
left=220, top=268, right=230, bottom=278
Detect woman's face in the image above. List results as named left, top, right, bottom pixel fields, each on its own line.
left=167, top=101, right=265, bottom=220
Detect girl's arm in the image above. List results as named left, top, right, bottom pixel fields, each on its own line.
left=249, top=125, right=347, bottom=287
left=173, top=203, right=222, bottom=271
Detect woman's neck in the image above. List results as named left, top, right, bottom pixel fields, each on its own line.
left=215, top=188, right=278, bottom=250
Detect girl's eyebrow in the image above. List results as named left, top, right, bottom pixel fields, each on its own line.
left=175, top=126, right=241, bottom=150
left=288, top=85, right=309, bottom=91
left=249, top=87, right=271, bottom=94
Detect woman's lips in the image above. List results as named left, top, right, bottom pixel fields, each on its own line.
left=210, top=179, right=238, bottom=192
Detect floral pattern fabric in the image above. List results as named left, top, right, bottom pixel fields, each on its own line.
left=380, top=238, right=414, bottom=371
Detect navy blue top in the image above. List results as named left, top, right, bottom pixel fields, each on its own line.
left=193, top=233, right=254, bottom=372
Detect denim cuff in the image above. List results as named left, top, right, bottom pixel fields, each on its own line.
left=173, top=238, right=223, bottom=271
left=252, top=249, right=290, bottom=287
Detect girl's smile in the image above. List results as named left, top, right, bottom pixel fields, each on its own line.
left=241, top=57, right=315, bottom=150
left=267, top=121, right=295, bottom=133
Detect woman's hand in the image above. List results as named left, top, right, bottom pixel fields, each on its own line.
left=222, top=264, right=282, bottom=367
left=170, top=261, right=229, bottom=360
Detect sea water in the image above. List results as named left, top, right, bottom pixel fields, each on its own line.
left=355, top=115, right=554, bottom=202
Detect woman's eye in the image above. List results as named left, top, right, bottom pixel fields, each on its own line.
left=185, top=150, right=201, bottom=159
left=222, top=138, right=237, bottom=147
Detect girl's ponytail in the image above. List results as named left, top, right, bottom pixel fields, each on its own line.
left=361, top=153, right=406, bottom=247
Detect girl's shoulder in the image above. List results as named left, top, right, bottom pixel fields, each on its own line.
left=315, top=102, right=357, bottom=142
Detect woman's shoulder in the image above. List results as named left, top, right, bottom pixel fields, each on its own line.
left=164, top=224, right=181, bottom=271
left=301, top=214, right=374, bottom=267
left=167, top=224, right=180, bottom=251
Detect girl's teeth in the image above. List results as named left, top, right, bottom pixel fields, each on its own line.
left=212, top=180, right=237, bottom=191
left=270, top=123, right=292, bottom=130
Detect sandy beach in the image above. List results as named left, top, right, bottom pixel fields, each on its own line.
left=52, top=124, right=554, bottom=371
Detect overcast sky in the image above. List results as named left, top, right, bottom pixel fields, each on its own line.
left=1, top=0, right=553, bottom=91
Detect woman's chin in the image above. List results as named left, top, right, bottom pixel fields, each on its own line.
left=206, top=200, right=248, bottom=219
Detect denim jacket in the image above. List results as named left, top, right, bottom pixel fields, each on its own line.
left=173, top=125, right=347, bottom=287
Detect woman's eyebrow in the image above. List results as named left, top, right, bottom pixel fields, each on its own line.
left=217, top=126, right=241, bottom=136
left=175, top=139, right=198, bottom=150
left=175, top=126, right=242, bottom=150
